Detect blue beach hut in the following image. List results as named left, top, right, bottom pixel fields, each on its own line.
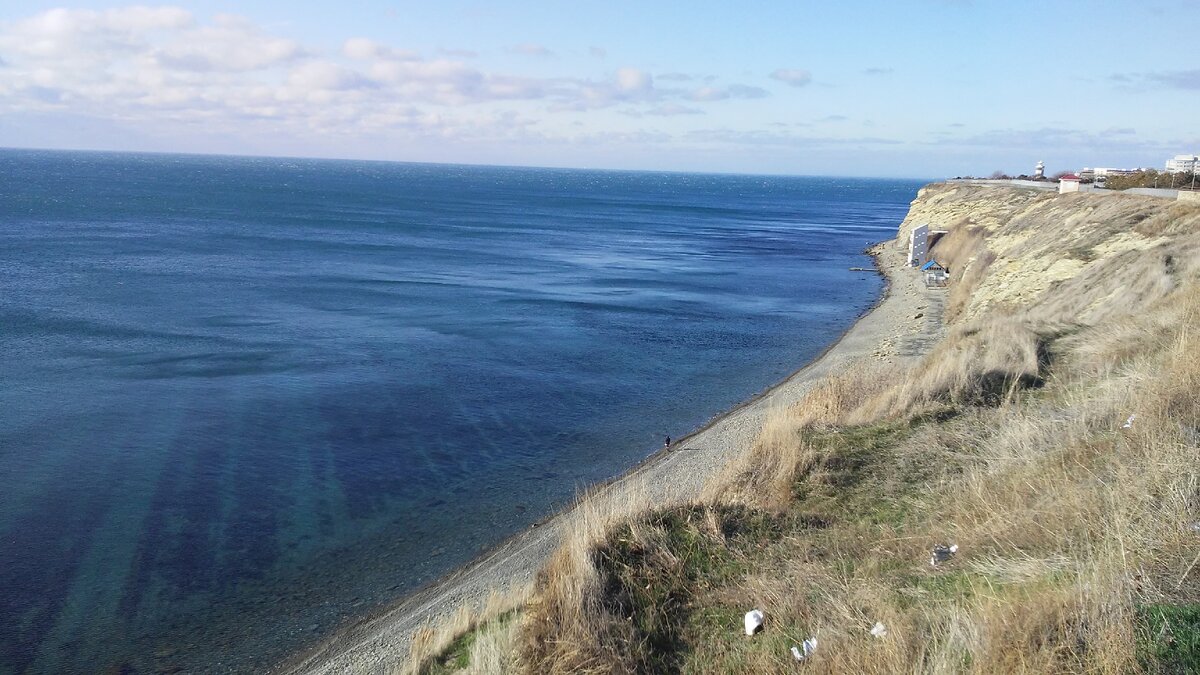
left=922, top=260, right=949, bottom=288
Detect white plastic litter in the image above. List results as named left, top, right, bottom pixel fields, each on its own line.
left=930, top=543, right=959, bottom=566
left=790, top=637, right=818, bottom=661
left=1122, top=414, right=1136, bottom=429
left=744, top=609, right=765, bottom=636
left=870, top=621, right=888, bottom=638
left=1190, top=522, right=1200, bottom=533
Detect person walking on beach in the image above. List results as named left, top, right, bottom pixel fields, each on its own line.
left=664, top=435, right=671, bottom=450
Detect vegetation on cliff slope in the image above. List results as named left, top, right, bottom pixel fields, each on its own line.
left=1105, top=170, right=1198, bottom=192
left=414, top=185, right=1200, bottom=674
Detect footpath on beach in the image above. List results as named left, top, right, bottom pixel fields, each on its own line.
left=279, top=239, right=948, bottom=674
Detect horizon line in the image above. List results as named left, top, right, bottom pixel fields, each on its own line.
left=0, top=144, right=939, bottom=182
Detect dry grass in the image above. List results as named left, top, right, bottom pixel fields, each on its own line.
left=523, top=502, right=809, bottom=673
left=406, top=478, right=662, bottom=674
left=706, top=316, right=1048, bottom=512
left=701, top=362, right=902, bottom=510
left=929, top=225, right=992, bottom=323
left=662, top=283, right=1197, bottom=674
left=459, top=617, right=521, bottom=675
left=518, top=478, right=682, bottom=673
left=403, top=586, right=529, bottom=675
left=856, top=319, right=1046, bottom=419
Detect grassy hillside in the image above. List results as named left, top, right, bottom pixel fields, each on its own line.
left=411, top=184, right=1200, bottom=674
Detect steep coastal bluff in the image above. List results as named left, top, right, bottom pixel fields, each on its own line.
left=316, top=184, right=1200, bottom=674
left=897, top=183, right=1196, bottom=325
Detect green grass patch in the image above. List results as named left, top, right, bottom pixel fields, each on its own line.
left=586, top=416, right=992, bottom=671
left=794, top=420, right=934, bottom=525
left=680, top=600, right=804, bottom=674
left=591, top=504, right=809, bottom=672
left=809, top=422, right=911, bottom=483
left=893, top=569, right=977, bottom=610
left=421, top=610, right=518, bottom=675
left=1137, top=603, right=1200, bottom=674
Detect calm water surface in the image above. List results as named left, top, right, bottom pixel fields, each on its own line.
left=0, top=149, right=922, bottom=672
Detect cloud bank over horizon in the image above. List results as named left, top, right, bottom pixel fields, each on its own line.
left=0, top=3, right=1196, bottom=176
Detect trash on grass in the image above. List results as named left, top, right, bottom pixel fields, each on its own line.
left=1122, top=414, right=1136, bottom=429
left=930, top=543, right=959, bottom=566
left=870, top=621, right=888, bottom=638
left=744, top=609, right=764, bottom=636
left=790, top=637, right=817, bottom=661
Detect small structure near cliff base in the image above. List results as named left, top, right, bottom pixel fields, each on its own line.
left=923, top=260, right=949, bottom=288
left=908, top=224, right=948, bottom=267
left=908, top=224, right=929, bottom=267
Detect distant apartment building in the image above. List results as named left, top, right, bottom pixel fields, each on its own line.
left=1165, top=154, right=1198, bottom=173
left=1079, top=167, right=1136, bottom=183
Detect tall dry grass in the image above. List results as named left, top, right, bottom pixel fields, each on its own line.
left=856, top=319, right=1046, bottom=418
left=458, top=617, right=521, bottom=675
left=403, top=585, right=529, bottom=675
left=703, top=362, right=898, bottom=510
left=518, top=476, right=684, bottom=673
left=672, top=283, right=1198, bottom=674
left=706, top=315, right=1050, bottom=512
left=928, top=225, right=993, bottom=323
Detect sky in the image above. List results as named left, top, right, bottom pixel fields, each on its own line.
left=0, top=1, right=1196, bottom=177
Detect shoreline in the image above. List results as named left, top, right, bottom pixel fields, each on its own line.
left=277, top=236, right=944, bottom=674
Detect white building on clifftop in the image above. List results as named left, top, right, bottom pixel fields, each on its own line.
left=1166, top=154, right=1198, bottom=173
left=1059, top=173, right=1081, bottom=193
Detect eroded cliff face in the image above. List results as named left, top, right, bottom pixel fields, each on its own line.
left=898, top=183, right=1200, bottom=325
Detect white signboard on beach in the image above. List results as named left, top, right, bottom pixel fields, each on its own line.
left=908, top=224, right=929, bottom=267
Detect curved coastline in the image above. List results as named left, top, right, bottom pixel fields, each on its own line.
left=277, top=235, right=942, bottom=674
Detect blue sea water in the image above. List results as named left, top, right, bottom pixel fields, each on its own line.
left=0, top=148, right=922, bottom=672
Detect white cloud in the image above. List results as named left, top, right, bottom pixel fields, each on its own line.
left=1110, top=69, right=1200, bottom=90
left=23, top=6, right=194, bottom=42
left=644, top=103, right=703, bottom=116
left=770, top=68, right=813, bottom=87
left=0, top=6, right=784, bottom=149
left=727, top=84, right=768, bottom=99
left=287, top=61, right=373, bottom=91
left=0, top=6, right=537, bottom=119
left=343, top=37, right=418, bottom=62
left=932, top=127, right=1154, bottom=151
left=615, top=67, right=652, bottom=93
left=688, top=86, right=728, bottom=102
left=437, top=47, right=478, bottom=59
left=549, top=68, right=660, bottom=111
left=154, top=17, right=305, bottom=71
left=507, top=43, right=554, bottom=57
left=687, top=84, right=767, bottom=101
left=685, top=127, right=902, bottom=147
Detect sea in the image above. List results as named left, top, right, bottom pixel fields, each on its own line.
left=0, top=148, right=923, bottom=672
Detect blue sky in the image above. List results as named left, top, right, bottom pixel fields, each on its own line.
left=0, top=1, right=1196, bottom=177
